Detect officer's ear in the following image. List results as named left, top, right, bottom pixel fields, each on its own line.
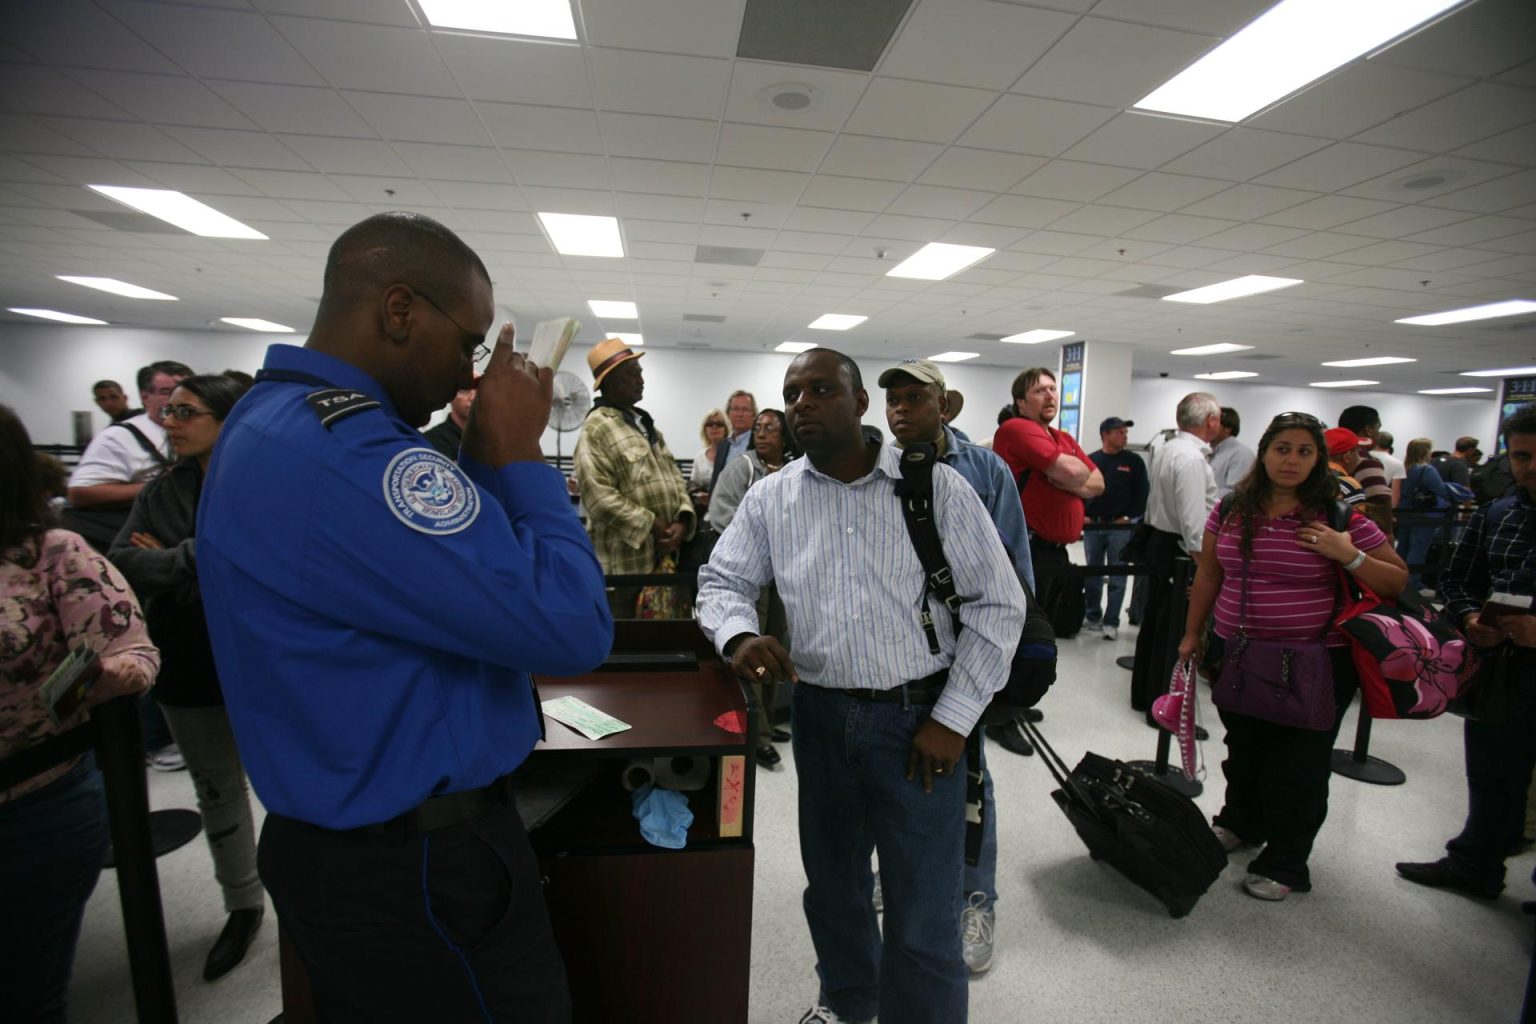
left=381, top=284, right=415, bottom=345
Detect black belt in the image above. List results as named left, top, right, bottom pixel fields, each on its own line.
left=359, top=774, right=512, bottom=837
left=1027, top=532, right=1068, bottom=549
left=840, top=670, right=948, bottom=703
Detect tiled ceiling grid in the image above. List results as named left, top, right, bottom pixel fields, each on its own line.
left=0, top=0, right=1532, bottom=391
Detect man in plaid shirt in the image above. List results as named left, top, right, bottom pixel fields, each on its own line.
left=573, top=337, right=695, bottom=618
left=1397, top=402, right=1536, bottom=901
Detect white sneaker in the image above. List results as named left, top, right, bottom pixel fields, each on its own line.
left=800, top=1003, right=870, bottom=1024
left=960, top=891, right=994, bottom=975
left=1242, top=873, right=1291, bottom=901
left=1102, top=624, right=1118, bottom=641
left=871, top=870, right=883, bottom=913
left=146, top=744, right=186, bottom=772
left=1211, top=825, right=1245, bottom=853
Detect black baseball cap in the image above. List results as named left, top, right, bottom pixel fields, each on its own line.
left=1100, top=417, right=1134, bottom=433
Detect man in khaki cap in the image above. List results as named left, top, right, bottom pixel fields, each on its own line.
left=573, top=337, right=694, bottom=617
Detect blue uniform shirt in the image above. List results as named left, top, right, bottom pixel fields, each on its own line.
left=197, top=344, right=613, bottom=829
left=934, top=424, right=1036, bottom=592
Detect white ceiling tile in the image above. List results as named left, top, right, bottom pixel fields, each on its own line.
left=64, top=70, right=254, bottom=129
left=1260, top=231, right=1378, bottom=260
left=709, top=166, right=810, bottom=204
left=1180, top=183, right=1317, bottom=220
left=1248, top=62, right=1470, bottom=140
left=776, top=230, right=854, bottom=255
left=1497, top=59, right=1536, bottom=89
left=1404, top=215, right=1533, bottom=247
left=588, top=48, right=730, bottom=121
left=40, top=118, right=203, bottom=163
left=1093, top=172, right=1232, bottom=212
left=1195, top=223, right=1309, bottom=252
left=0, top=117, right=99, bottom=160
left=104, top=1, right=323, bottom=85
left=392, top=143, right=509, bottom=183
left=722, top=62, right=868, bottom=133
left=1161, top=128, right=1332, bottom=183
left=782, top=207, right=877, bottom=234
left=697, top=224, right=777, bottom=249
left=819, top=136, right=944, bottom=183
left=327, top=174, right=437, bottom=206
left=917, top=148, right=1045, bottom=192
left=1046, top=205, right=1160, bottom=236
left=0, top=154, right=70, bottom=185
left=1122, top=213, right=1239, bottom=243
left=269, top=16, right=458, bottom=97
left=1257, top=194, right=1398, bottom=229
left=276, top=197, right=368, bottom=224
left=1331, top=240, right=1444, bottom=265
left=1332, top=205, right=1473, bottom=240
left=973, top=194, right=1080, bottom=229
left=1087, top=0, right=1273, bottom=35
left=938, top=222, right=1029, bottom=249
left=598, top=112, right=717, bottom=163
left=1252, top=142, right=1424, bottom=192
left=206, top=81, right=373, bottom=136
left=1388, top=246, right=1515, bottom=272
left=1012, top=231, right=1099, bottom=256
left=863, top=213, right=955, bottom=241
left=1368, top=0, right=1536, bottom=80
left=0, top=0, right=179, bottom=73
left=799, top=175, right=903, bottom=213
left=958, top=95, right=1117, bottom=157
left=885, top=184, right=992, bottom=220
left=881, top=0, right=1075, bottom=91
left=1471, top=228, right=1536, bottom=254
left=428, top=181, right=528, bottom=211
left=716, top=124, right=833, bottom=173
left=1010, top=161, right=1142, bottom=202
left=759, top=251, right=832, bottom=271
left=626, top=219, right=700, bottom=244
left=0, top=64, right=134, bottom=120
left=278, top=135, right=410, bottom=176
left=478, top=103, right=603, bottom=155
left=344, top=93, right=490, bottom=146
left=1456, top=123, right=1536, bottom=166
left=524, top=187, right=615, bottom=216
left=583, top=0, right=746, bottom=58
left=1341, top=156, right=1523, bottom=205
left=1012, top=17, right=1218, bottom=108
left=507, top=150, right=610, bottom=190
left=843, top=79, right=995, bottom=146
left=703, top=198, right=789, bottom=228
left=1425, top=169, right=1536, bottom=214
left=158, top=127, right=310, bottom=171
left=1354, top=83, right=1536, bottom=153
left=433, top=35, right=591, bottom=108
left=231, top=168, right=350, bottom=201
left=610, top=192, right=697, bottom=220
left=1061, top=113, right=1224, bottom=170
left=16, top=154, right=157, bottom=189
left=608, top=158, right=710, bottom=198
left=252, top=0, right=418, bottom=27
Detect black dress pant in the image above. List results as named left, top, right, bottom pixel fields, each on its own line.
left=1129, top=528, right=1186, bottom=712
left=259, top=800, right=570, bottom=1023
left=1211, top=644, right=1357, bottom=891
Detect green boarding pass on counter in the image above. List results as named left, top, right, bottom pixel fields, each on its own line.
left=542, top=695, right=632, bottom=740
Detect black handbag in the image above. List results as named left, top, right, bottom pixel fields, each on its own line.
left=1448, top=643, right=1518, bottom=722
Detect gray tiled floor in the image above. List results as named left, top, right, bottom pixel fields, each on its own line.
left=68, top=622, right=1532, bottom=1023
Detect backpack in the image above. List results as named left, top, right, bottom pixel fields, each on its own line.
left=894, top=443, right=1057, bottom=726
left=1471, top=454, right=1515, bottom=506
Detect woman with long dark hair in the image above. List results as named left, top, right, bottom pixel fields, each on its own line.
left=1, top=404, right=159, bottom=1022
left=1177, top=411, right=1407, bottom=901
left=109, top=373, right=265, bottom=981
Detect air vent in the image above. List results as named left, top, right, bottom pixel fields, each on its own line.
left=71, top=210, right=183, bottom=234
left=966, top=332, right=1005, bottom=341
left=694, top=245, right=764, bottom=267
left=683, top=313, right=726, bottom=323
left=737, top=0, right=914, bottom=72
left=677, top=340, right=712, bottom=349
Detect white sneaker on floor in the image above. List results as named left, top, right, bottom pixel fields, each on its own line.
left=146, top=744, right=186, bottom=772
left=961, top=891, right=995, bottom=975
left=1102, top=624, right=1118, bottom=641
left=871, top=870, right=883, bottom=913
left=1242, top=873, right=1291, bottom=901
left=799, top=1002, right=871, bottom=1024
left=1211, top=825, right=1245, bottom=853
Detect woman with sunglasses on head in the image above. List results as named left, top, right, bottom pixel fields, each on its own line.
left=1177, top=412, right=1408, bottom=901
left=109, top=373, right=267, bottom=981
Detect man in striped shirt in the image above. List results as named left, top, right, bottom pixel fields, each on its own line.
left=698, top=349, right=1025, bottom=1024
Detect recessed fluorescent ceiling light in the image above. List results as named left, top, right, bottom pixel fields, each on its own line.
left=885, top=243, right=995, bottom=281
left=58, top=275, right=176, bottom=300
left=87, top=185, right=267, bottom=239
left=1001, top=329, right=1074, bottom=345
left=776, top=341, right=816, bottom=353
left=536, top=213, right=624, bottom=258
left=220, top=317, right=293, bottom=333
left=808, top=314, right=867, bottom=331
left=1420, top=387, right=1493, bottom=395
left=417, top=0, right=577, bottom=39
left=1309, top=380, right=1379, bottom=388
left=1461, top=366, right=1536, bottom=378
left=1396, top=299, right=1536, bottom=326
left=1134, top=0, right=1462, bottom=123
left=1163, top=276, right=1303, bottom=304
left=1320, top=356, right=1416, bottom=368
left=588, top=300, right=637, bottom=319
left=929, top=351, right=979, bottom=363
left=8, top=307, right=107, bottom=324
left=1169, top=343, right=1254, bottom=356
left=1195, top=370, right=1259, bottom=380
left=609, top=333, right=643, bottom=346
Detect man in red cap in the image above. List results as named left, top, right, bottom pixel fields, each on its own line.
left=1325, top=427, right=1367, bottom=506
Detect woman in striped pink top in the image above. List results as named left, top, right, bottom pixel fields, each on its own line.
left=1178, top=411, right=1407, bottom=902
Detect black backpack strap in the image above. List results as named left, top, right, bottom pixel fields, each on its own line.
left=112, top=421, right=169, bottom=469
left=894, top=443, right=963, bottom=654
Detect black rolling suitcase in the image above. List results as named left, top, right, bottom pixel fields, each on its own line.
left=1021, top=719, right=1226, bottom=918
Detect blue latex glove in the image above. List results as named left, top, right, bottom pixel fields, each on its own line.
left=630, top=783, right=693, bottom=849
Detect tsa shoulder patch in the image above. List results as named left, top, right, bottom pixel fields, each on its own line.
left=306, top=388, right=380, bottom=428
left=382, top=448, right=480, bottom=535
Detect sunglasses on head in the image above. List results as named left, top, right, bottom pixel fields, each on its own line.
left=1274, top=411, right=1324, bottom=427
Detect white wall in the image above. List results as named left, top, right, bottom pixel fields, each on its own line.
left=0, top=323, right=1505, bottom=458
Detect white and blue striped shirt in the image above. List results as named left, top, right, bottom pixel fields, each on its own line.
left=697, top=444, right=1026, bottom=736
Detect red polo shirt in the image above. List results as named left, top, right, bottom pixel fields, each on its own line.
left=993, top=418, right=1092, bottom=544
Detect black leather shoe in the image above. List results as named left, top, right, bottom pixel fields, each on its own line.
left=984, top=721, right=1034, bottom=756
left=204, top=906, right=264, bottom=981
left=1021, top=708, right=1044, bottom=723
left=771, top=728, right=791, bottom=742
left=757, top=744, right=782, bottom=768
left=1395, top=858, right=1500, bottom=900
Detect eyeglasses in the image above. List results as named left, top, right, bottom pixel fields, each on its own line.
left=1275, top=411, right=1324, bottom=427
left=753, top=422, right=783, bottom=435
left=705, top=421, right=727, bottom=429
left=163, top=404, right=214, bottom=422
left=416, top=289, right=490, bottom=364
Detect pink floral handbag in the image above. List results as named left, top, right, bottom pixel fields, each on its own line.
left=1334, top=572, right=1478, bottom=719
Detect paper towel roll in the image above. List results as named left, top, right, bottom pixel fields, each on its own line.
left=651, top=754, right=710, bottom=792
left=620, top=759, right=655, bottom=792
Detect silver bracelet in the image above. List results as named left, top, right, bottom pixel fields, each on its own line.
left=1342, top=550, right=1367, bottom=572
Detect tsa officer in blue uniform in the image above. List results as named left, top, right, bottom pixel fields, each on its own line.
left=197, top=212, right=613, bottom=1022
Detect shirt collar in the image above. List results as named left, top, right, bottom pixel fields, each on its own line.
left=261, top=343, right=403, bottom=421
left=801, top=438, right=901, bottom=485
left=1176, top=429, right=1212, bottom=456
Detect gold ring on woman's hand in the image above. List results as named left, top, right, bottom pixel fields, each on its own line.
left=754, top=666, right=766, bottom=677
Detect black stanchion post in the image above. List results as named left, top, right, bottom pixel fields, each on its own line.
left=91, top=696, right=179, bottom=1023
left=1330, top=703, right=1405, bottom=785
left=1128, top=559, right=1202, bottom=798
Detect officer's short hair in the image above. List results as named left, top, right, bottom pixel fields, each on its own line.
left=320, top=212, right=489, bottom=316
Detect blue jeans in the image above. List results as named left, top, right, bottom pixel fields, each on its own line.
left=1083, top=527, right=1130, bottom=627
left=1396, top=527, right=1438, bottom=590
left=962, top=741, right=996, bottom=906
left=0, top=761, right=109, bottom=1024
left=793, top=684, right=968, bottom=1024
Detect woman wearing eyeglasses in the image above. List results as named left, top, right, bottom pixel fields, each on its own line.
left=109, top=373, right=267, bottom=981
left=1177, top=412, right=1408, bottom=901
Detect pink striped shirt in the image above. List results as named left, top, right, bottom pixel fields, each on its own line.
left=1206, top=506, right=1387, bottom=646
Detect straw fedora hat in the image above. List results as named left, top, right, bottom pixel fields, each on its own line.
left=587, top=337, right=643, bottom=389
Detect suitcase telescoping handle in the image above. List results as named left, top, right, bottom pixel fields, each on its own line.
left=1018, top=717, right=1093, bottom=809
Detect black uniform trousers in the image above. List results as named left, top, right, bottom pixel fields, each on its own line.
left=259, top=799, right=570, bottom=1023
left=1447, top=649, right=1536, bottom=892
left=1129, top=528, right=1187, bottom=713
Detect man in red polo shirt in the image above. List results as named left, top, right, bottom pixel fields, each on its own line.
left=993, top=366, right=1103, bottom=638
